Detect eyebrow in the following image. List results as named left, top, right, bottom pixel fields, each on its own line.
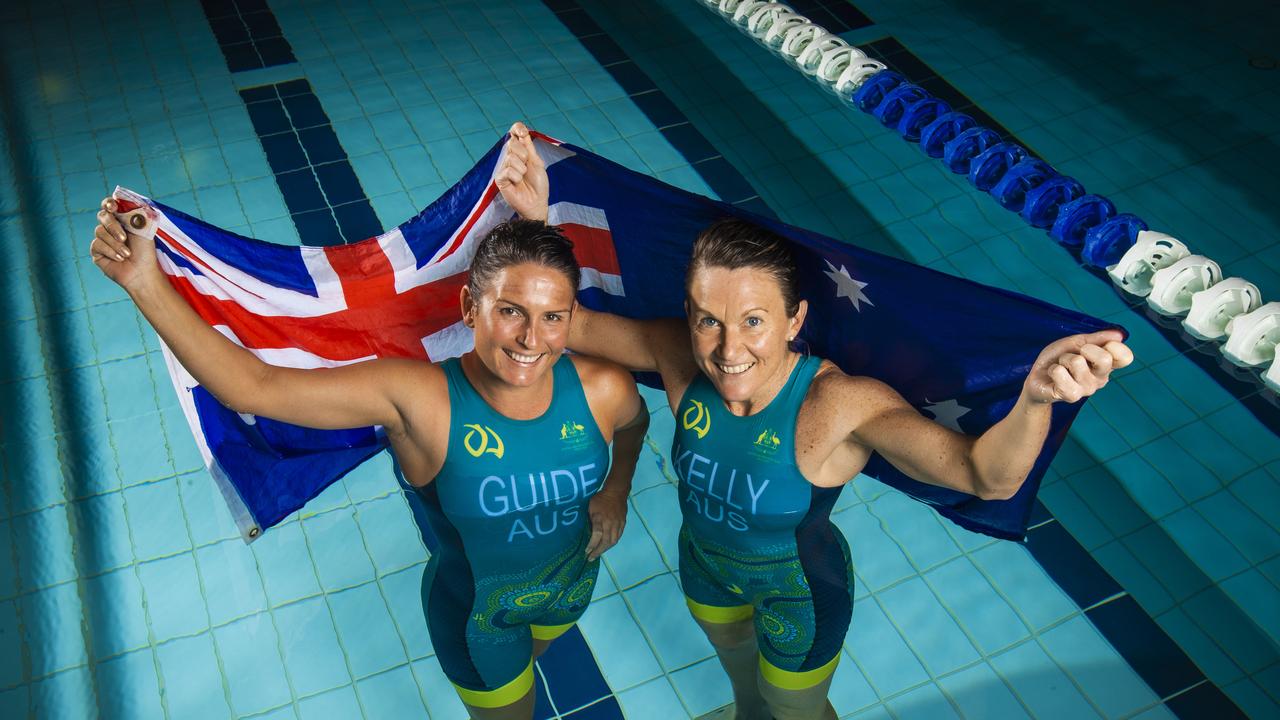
left=688, top=301, right=770, bottom=317
left=496, top=298, right=573, bottom=314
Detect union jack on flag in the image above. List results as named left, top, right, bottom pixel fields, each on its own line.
left=115, top=132, right=1116, bottom=542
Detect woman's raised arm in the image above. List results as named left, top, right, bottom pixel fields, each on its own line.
left=90, top=198, right=438, bottom=434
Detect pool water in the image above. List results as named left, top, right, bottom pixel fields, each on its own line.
left=0, top=0, right=1277, bottom=718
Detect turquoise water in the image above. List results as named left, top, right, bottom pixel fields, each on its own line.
left=0, top=0, right=1277, bottom=718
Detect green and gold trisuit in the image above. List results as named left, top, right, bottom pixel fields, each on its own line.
left=673, top=354, right=854, bottom=689
left=415, top=355, right=608, bottom=707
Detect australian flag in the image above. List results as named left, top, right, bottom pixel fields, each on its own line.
left=115, top=131, right=1114, bottom=542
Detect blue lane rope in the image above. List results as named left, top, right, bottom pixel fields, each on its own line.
left=897, top=97, right=951, bottom=142
left=1022, top=175, right=1084, bottom=228
left=991, top=158, right=1055, bottom=212
left=942, top=126, right=1001, bottom=175
left=969, top=142, right=1027, bottom=192
left=848, top=70, right=1148, bottom=265
left=920, top=111, right=976, bottom=159
left=873, top=83, right=929, bottom=128
left=852, top=70, right=905, bottom=112
left=1083, top=213, right=1148, bottom=268
left=1051, top=194, right=1116, bottom=248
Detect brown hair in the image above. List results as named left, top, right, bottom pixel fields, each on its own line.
left=686, top=218, right=801, bottom=316
left=467, top=220, right=580, bottom=297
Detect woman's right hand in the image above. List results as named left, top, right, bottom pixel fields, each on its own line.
left=90, top=196, right=161, bottom=292
left=496, top=121, right=549, bottom=222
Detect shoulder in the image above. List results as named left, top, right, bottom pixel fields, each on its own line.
left=382, top=360, right=450, bottom=479
left=377, top=358, right=448, bottom=410
left=372, top=358, right=450, bottom=442
left=793, top=360, right=912, bottom=460
left=805, top=359, right=906, bottom=416
left=568, top=354, right=641, bottom=434
left=568, top=354, right=637, bottom=397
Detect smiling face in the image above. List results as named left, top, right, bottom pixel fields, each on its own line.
left=461, top=262, right=577, bottom=388
left=685, top=265, right=808, bottom=409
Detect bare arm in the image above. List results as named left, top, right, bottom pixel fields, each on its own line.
left=92, top=200, right=428, bottom=434
left=570, top=307, right=697, bottom=385
left=847, top=379, right=1045, bottom=500
left=845, top=330, right=1133, bottom=500
left=597, top=368, right=648, bottom=501
left=574, top=357, right=650, bottom=560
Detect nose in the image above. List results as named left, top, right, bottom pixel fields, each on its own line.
left=717, top=324, right=741, bottom=359
left=519, top=318, right=539, bottom=348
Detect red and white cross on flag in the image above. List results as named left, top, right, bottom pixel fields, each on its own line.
left=111, top=138, right=623, bottom=376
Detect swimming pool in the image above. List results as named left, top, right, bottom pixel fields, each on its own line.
left=1, top=0, right=1277, bottom=717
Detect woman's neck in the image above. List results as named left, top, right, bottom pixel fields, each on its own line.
left=459, top=351, right=555, bottom=420
left=724, top=351, right=800, bottom=417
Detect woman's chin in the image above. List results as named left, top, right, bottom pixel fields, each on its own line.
left=707, top=368, right=758, bottom=402
left=487, top=349, right=554, bottom=387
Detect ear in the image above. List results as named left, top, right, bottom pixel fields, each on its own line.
left=460, top=285, right=476, bottom=328
left=788, top=299, right=809, bottom=340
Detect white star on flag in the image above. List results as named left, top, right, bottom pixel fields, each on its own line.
left=823, top=260, right=873, bottom=311
left=922, top=398, right=970, bottom=432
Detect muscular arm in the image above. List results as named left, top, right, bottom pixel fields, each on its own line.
left=833, top=329, right=1129, bottom=500
left=575, top=356, right=650, bottom=560
left=598, top=370, right=649, bottom=501
left=129, top=277, right=430, bottom=433
left=569, top=307, right=698, bottom=397
left=845, top=378, right=1048, bottom=500
left=92, top=194, right=448, bottom=437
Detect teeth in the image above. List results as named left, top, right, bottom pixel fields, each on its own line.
left=717, top=362, right=754, bottom=375
left=505, top=350, right=542, bottom=363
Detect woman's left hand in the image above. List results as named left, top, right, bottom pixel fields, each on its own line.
left=1023, top=329, right=1134, bottom=404
left=586, top=490, right=628, bottom=561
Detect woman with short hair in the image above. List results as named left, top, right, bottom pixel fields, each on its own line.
left=566, top=218, right=1131, bottom=720
left=88, top=125, right=649, bottom=720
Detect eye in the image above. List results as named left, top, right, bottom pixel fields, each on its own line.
left=745, top=316, right=763, bottom=328
left=698, top=317, right=719, bottom=328
left=500, top=306, right=522, bottom=317
left=544, top=313, right=562, bottom=322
